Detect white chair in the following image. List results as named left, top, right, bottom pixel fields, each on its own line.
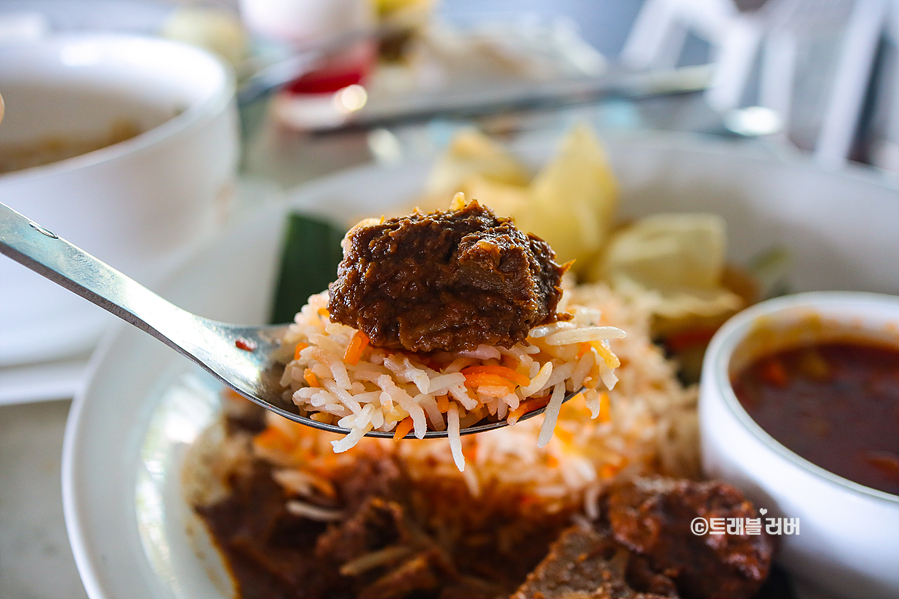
left=621, top=0, right=893, bottom=167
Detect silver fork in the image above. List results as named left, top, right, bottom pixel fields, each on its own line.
left=0, top=202, right=563, bottom=438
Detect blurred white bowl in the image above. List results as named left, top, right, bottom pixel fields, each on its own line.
left=0, top=33, right=239, bottom=365
left=700, top=291, right=899, bottom=599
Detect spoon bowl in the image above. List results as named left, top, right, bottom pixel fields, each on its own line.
left=0, top=201, right=568, bottom=438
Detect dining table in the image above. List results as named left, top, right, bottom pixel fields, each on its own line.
left=3, top=2, right=884, bottom=598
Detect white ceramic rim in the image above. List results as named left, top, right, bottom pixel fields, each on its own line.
left=0, top=32, right=236, bottom=183
left=707, top=290, right=899, bottom=504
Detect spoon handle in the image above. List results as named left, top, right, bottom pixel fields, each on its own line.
left=0, top=202, right=192, bottom=349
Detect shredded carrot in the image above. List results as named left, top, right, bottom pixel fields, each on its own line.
left=436, top=395, right=450, bottom=413
left=568, top=392, right=584, bottom=409
left=343, top=330, right=370, bottom=366
left=508, top=395, right=551, bottom=423
left=317, top=307, right=329, bottom=317
left=590, top=340, right=621, bottom=368
left=304, top=368, right=320, bottom=387
left=554, top=426, right=574, bottom=445
left=597, top=392, right=611, bottom=423
left=294, top=342, right=308, bottom=361
left=583, top=362, right=601, bottom=389
left=599, top=463, right=618, bottom=479
left=546, top=455, right=559, bottom=468
left=253, top=425, right=293, bottom=453
left=464, top=372, right=517, bottom=392
left=461, top=364, right=530, bottom=387
left=310, top=412, right=331, bottom=424
left=393, top=417, right=414, bottom=441
left=501, top=353, right=519, bottom=369
left=577, top=342, right=591, bottom=358
left=309, top=455, right=340, bottom=475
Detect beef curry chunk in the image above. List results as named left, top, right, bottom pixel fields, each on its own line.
left=327, top=201, right=570, bottom=352
left=511, top=477, right=775, bottom=599
left=511, top=524, right=678, bottom=599
left=315, top=496, right=448, bottom=599
left=197, top=455, right=410, bottom=599
left=606, top=477, right=774, bottom=599
left=196, top=463, right=347, bottom=599
left=198, top=464, right=776, bottom=599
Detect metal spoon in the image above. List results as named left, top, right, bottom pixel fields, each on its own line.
left=0, top=202, right=569, bottom=438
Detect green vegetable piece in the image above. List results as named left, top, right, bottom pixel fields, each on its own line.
left=270, top=212, right=346, bottom=324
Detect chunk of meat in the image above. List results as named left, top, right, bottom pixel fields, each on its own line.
left=606, top=477, right=774, bottom=599
left=511, top=477, right=776, bottom=599
left=314, top=497, right=413, bottom=566
left=359, top=551, right=444, bottom=599
left=315, top=492, right=451, bottom=599
left=510, top=524, right=678, bottom=599
left=195, top=464, right=347, bottom=599
left=327, top=201, right=570, bottom=352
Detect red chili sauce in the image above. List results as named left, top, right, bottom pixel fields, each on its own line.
left=732, top=340, right=899, bottom=495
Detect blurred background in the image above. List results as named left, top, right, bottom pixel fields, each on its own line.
left=4, top=0, right=899, bottom=186
left=2, top=1, right=899, bottom=598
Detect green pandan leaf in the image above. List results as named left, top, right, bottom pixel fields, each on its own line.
left=270, top=212, right=346, bottom=324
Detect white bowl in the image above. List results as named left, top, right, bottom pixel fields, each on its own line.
left=0, top=33, right=239, bottom=365
left=700, top=291, right=899, bottom=599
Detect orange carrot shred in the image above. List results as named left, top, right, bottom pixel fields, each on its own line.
left=590, top=340, right=621, bottom=368
left=436, top=395, right=450, bottom=413
left=462, top=365, right=530, bottom=387
left=304, top=368, right=320, bottom=387
left=254, top=425, right=293, bottom=453
left=599, top=463, right=617, bottom=479
left=393, top=417, right=414, bottom=441
left=464, top=372, right=516, bottom=392
left=597, top=392, right=611, bottom=423
left=508, top=395, right=551, bottom=423
left=343, top=330, right=370, bottom=365
left=294, top=342, right=308, bottom=361
left=554, top=427, right=574, bottom=445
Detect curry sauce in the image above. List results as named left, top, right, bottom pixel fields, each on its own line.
left=732, top=341, right=899, bottom=495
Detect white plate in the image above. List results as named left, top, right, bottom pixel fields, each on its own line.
left=63, top=132, right=899, bottom=599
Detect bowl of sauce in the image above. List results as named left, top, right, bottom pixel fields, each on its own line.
left=699, top=292, right=899, bottom=599
left=0, top=34, right=239, bottom=365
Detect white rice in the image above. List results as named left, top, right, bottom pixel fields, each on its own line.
left=277, top=290, right=625, bottom=470
left=232, top=282, right=700, bottom=531
left=285, top=500, right=345, bottom=521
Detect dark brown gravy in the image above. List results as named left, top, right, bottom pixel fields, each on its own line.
left=732, top=341, right=899, bottom=495
left=194, top=413, right=789, bottom=599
